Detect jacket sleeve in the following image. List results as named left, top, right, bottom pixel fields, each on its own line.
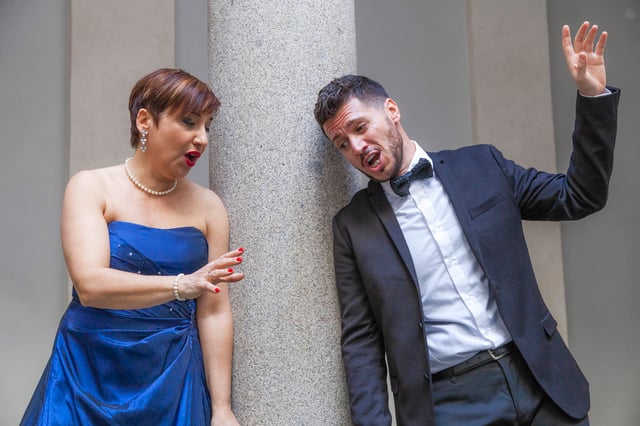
left=497, top=87, right=620, bottom=220
left=332, top=215, right=392, bottom=426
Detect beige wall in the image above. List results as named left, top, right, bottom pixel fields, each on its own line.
left=0, top=1, right=68, bottom=424
left=69, top=0, right=175, bottom=174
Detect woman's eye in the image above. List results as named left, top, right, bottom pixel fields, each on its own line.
left=183, top=118, right=195, bottom=126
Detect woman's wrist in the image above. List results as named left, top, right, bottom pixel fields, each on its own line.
left=173, top=273, right=186, bottom=301
left=212, top=405, right=237, bottom=424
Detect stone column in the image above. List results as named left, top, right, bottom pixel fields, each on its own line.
left=466, top=0, right=569, bottom=338
left=208, top=1, right=359, bottom=424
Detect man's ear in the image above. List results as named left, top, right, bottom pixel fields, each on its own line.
left=385, top=98, right=401, bottom=123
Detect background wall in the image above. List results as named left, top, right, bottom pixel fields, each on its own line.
left=68, top=0, right=174, bottom=175
left=355, top=1, right=473, bottom=152
left=0, top=1, right=69, bottom=424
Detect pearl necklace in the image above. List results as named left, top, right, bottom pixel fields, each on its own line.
left=124, top=158, right=177, bottom=196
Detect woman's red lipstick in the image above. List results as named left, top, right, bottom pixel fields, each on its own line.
left=185, top=151, right=201, bottom=167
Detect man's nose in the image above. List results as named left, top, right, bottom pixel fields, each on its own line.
left=349, top=137, right=367, bottom=153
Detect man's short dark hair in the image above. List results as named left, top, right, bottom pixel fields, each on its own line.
left=314, top=75, right=389, bottom=128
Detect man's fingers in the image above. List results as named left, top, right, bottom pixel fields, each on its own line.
left=574, top=21, right=589, bottom=49
left=583, top=25, right=598, bottom=52
left=595, top=31, right=608, bottom=56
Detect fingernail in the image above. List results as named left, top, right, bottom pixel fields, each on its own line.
left=228, top=268, right=234, bottom=273
left=236, top=257, right=242, bottom=262
left=214, top=287, right=220, bottom=293
left=238, top=247, right=244, bottom=252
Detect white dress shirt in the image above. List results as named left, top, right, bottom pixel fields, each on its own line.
left=381, top=141, right=512, bottom=373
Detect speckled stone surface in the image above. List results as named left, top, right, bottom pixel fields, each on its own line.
left=208, top=1, right=361, bottom=424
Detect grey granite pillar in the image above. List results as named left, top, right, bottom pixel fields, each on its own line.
left=208, top=1, right=360, bottom=424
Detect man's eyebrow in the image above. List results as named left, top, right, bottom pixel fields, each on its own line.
left=329, top=117, right=361, bottom=144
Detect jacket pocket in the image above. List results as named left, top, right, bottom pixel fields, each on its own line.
left=469, top=192, right=506, bottom=219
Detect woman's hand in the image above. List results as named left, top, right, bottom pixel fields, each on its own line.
left=177, top=247, right=245, bottom=300
left=211, top=407, right=240, bottom=426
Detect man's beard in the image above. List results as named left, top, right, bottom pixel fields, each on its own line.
left=365, top=119, right=404, bottom=183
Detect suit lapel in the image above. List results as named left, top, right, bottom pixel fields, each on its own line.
left=367, top=181, right=419, bottom=285
left=429, top=152, right=485, bottom=269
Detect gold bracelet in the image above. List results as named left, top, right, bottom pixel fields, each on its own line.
left=173, top=273, right=186, bottom=301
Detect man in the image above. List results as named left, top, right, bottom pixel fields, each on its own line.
left=314, top=22, right=619, bottom=425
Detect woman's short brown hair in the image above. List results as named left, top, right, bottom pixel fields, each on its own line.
left=128, top=68, right=220, bottom=148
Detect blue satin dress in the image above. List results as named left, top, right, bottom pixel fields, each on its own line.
left=21, top=221, right=212, bottom=425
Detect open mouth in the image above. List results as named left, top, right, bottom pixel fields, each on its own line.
left=185, top=151, right=201, bottom=167
left=363, top=150, right=381, bottom=169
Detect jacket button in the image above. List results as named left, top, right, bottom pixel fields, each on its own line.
left=424, top=373, right=431, bottom=382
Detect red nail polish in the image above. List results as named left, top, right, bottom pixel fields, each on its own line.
left=236, top=257, right=242, bottom=262
left=214, top=288, right=220, bottom=293
left=238, top=247, right=244, bottom=252
left=228, top=268, right=233, bottom=273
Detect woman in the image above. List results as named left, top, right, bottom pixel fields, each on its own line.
left=22, top=68, right=243, bottom=425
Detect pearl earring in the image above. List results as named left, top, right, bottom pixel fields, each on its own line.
left=140, top=129, right=148, bottom=153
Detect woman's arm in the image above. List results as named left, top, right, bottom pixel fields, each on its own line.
left=197, top=191, right=244, bottom=425
left=62, top=169, right=228, bottom=309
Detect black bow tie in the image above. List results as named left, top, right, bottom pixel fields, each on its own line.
left=389, top=158, right=433, bottom=197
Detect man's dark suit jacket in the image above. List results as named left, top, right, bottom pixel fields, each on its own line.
left=332, top=88, right=620, bottom=426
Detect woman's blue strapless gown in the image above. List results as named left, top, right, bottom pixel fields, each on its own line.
left=21, top=222, right=211, bottom=425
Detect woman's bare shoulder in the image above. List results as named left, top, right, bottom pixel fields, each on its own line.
left=184, top=180, right=227, bottom=212
left=66, top=165, right=121, bottom=192
left=181, top=181, right=229, bottom=240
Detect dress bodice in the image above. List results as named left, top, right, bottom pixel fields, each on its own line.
left=108, top=220, right=208, bottom=275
